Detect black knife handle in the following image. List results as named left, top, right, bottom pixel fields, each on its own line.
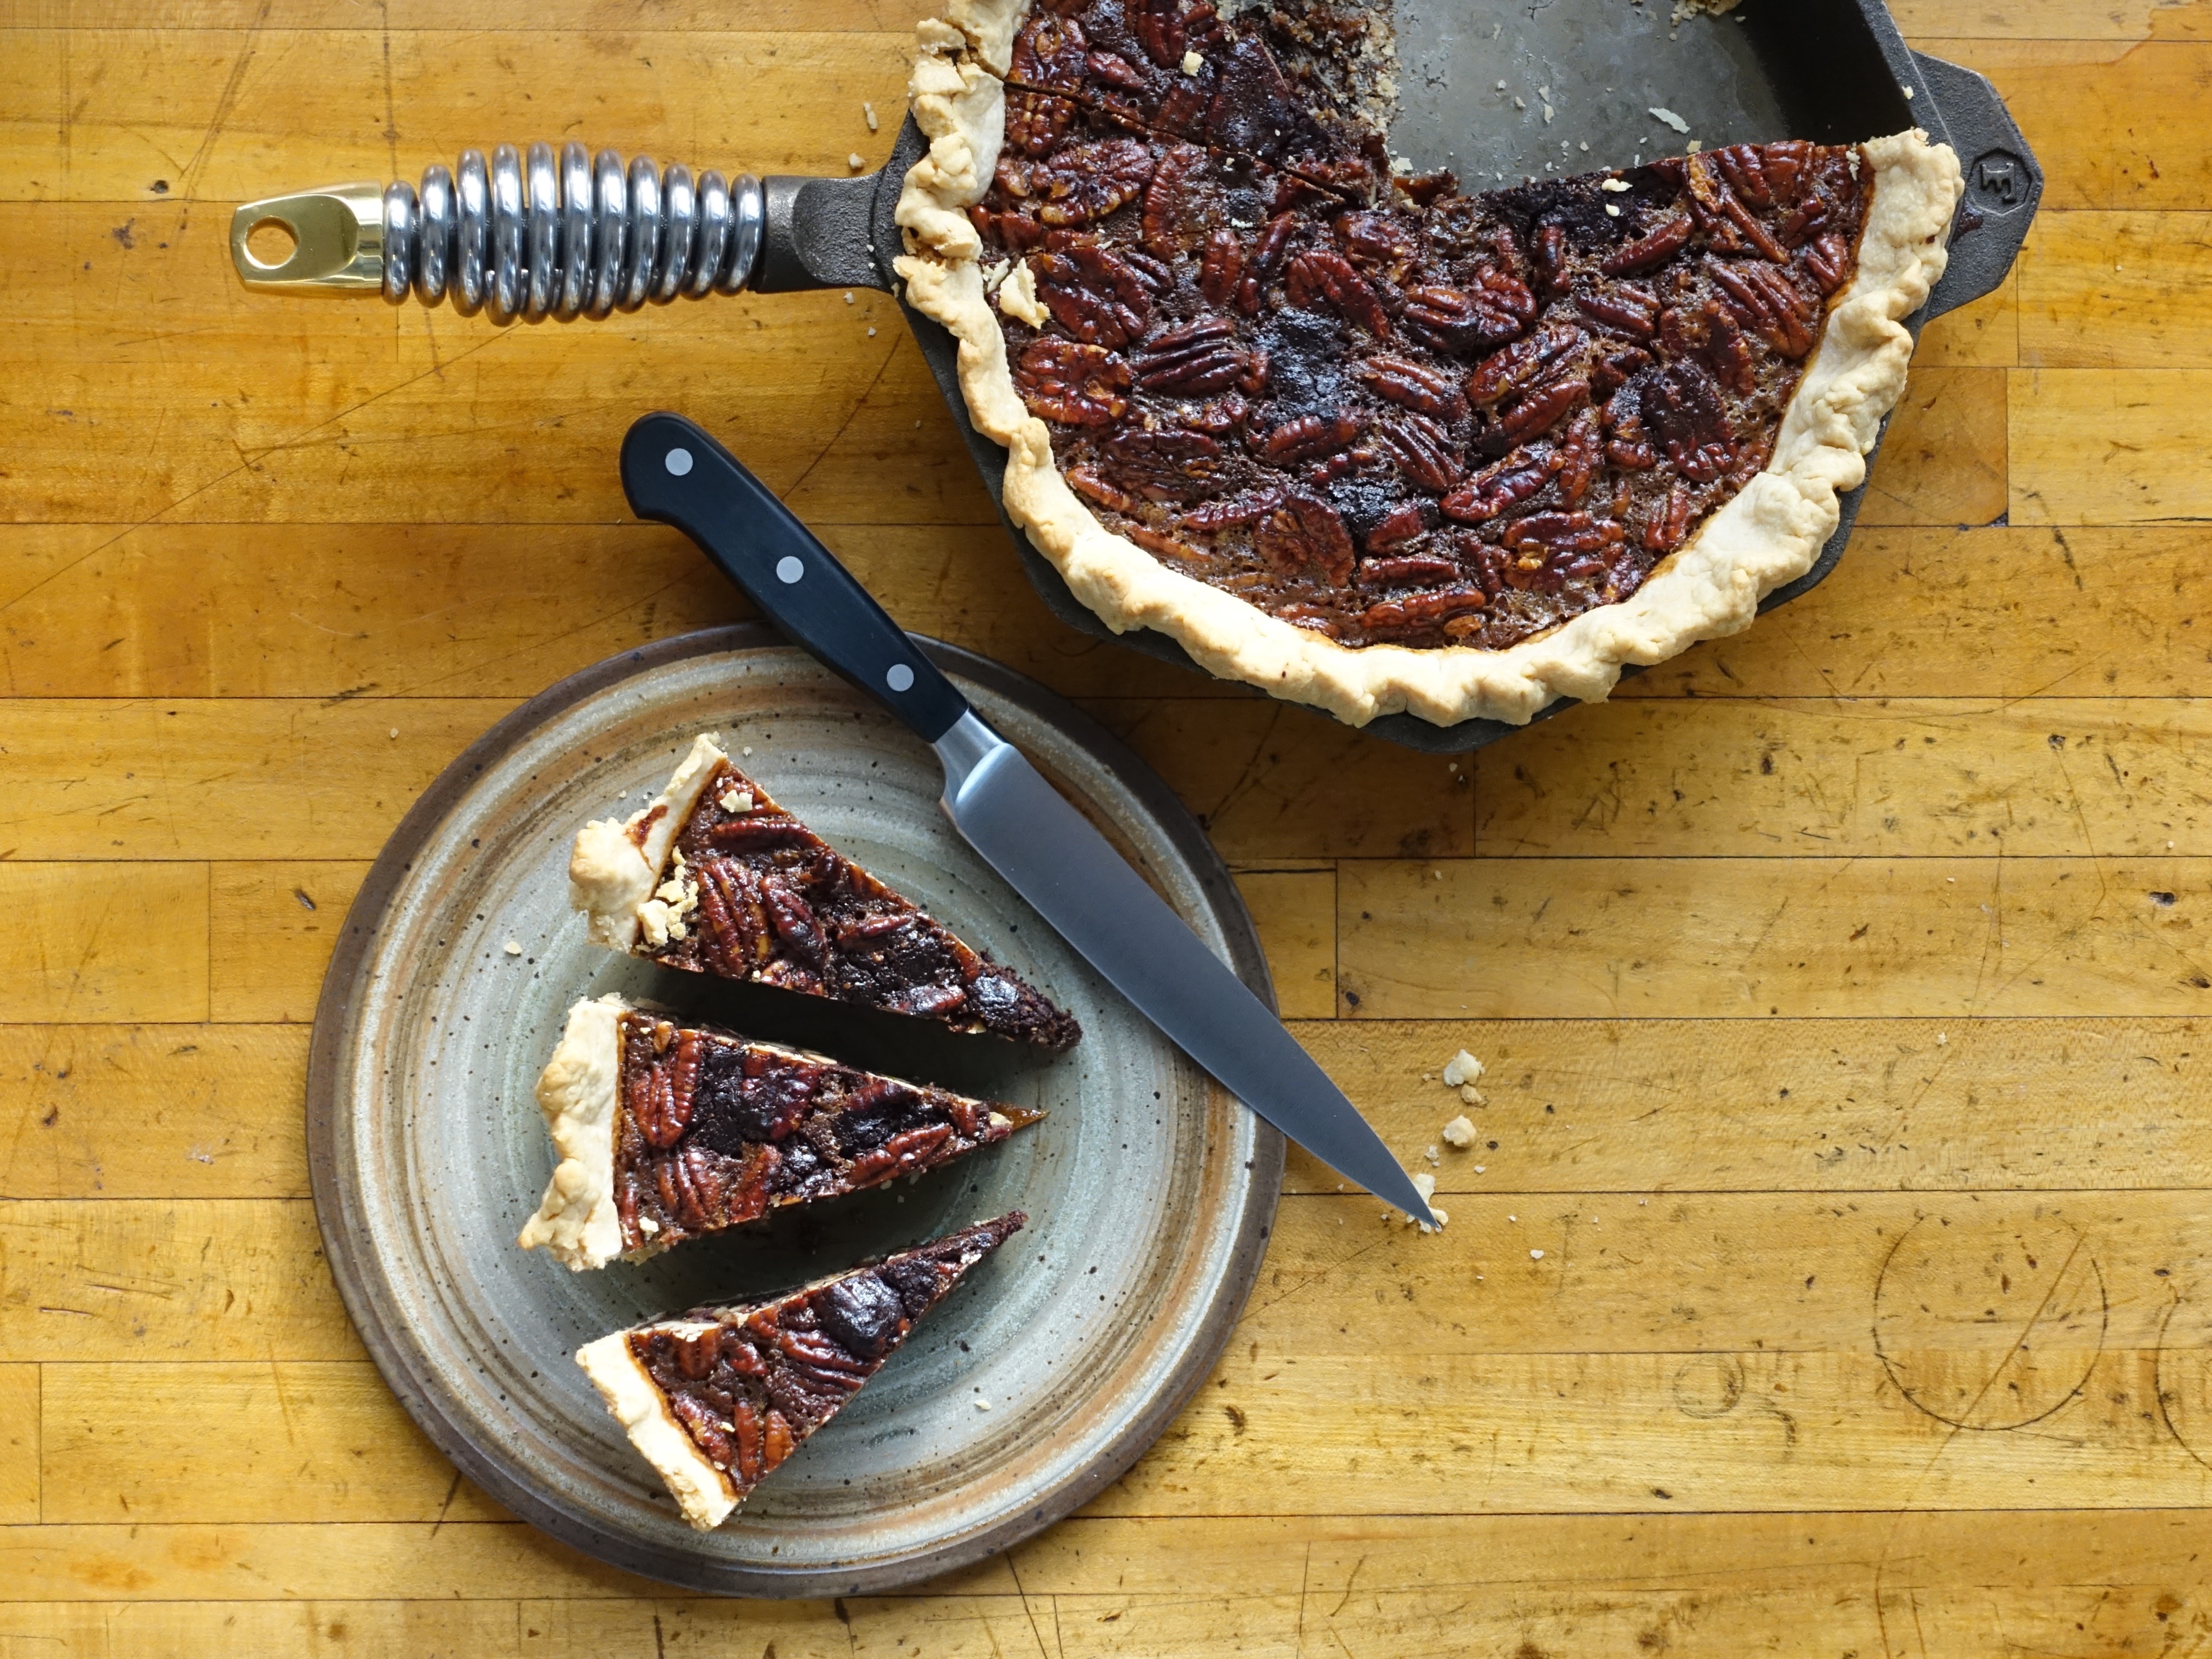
left=620, top=412, right=971, bottom=743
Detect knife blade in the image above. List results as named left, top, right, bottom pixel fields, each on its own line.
left=619, top=411, right=1437, bottom=1227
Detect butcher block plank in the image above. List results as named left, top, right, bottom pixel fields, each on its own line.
left=4, top=0, right=2212, bottom=1649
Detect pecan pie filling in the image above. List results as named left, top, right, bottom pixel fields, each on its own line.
left=612, top=1009, right=1041, bottom=1255
left=975, top=0, right=1872, bottom=651
left=643, top=756, right=1081, bottom=1051
left=617, top=1213, right=1023, bottom=1512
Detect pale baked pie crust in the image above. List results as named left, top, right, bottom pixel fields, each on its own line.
left=896, top=0, right=1966, bottom=728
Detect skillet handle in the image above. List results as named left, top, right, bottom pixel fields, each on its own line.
left=620, top=412, right=972, bottom=744
left=1913, top=52, right=2043, bottom=321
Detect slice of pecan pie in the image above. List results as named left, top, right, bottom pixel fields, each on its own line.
left=578, top=1211, right=1024, bottom=1528
left=569, top=734, right=1080, bottom=1050
left=519, top=994, right=1042, bottom=1270
left=896, top=0, right=1967, bottom=728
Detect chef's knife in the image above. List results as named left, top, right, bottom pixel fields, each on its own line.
left=619, top=411, right=1436, bottom=1226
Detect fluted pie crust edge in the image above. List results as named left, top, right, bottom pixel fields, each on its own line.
left=893, top=4, right=1965, bottom=728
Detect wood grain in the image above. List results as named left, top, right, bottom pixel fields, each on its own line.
left=2, top=0, right=2210, bottom=1644
left=0, top=1201, right=353, bottom=1363
left=207, top=863, right=366, bottom=1023
left=1474, top=697, right=2212, bottom=858
left=0, top=1025, right=309, bottom=1198
left=0, top=865, right=208, bottom=1023
left=1287, top=1016, right=2212, bottom=1194
left=1336, top=856, right=2212, bottom=1020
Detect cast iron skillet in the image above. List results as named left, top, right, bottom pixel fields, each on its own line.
left=758, top=0, right=2040, bottom=751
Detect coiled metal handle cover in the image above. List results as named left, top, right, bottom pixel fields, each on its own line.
left=230, top=141, right=767, bottom=322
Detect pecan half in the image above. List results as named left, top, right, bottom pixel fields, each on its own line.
left=1005, top=90, right=1076, bottom=158
left=1465, top=322, right=1585, bottom=407
left=1360, top=587, right=1487, bottom=635
left=1361, top=500, right=1441, bottom=553
left=1441, top=445, right=1556, bottom=523
left=1127, top=523, right=1210, bottom=562
left=1132, top=0, right=1186, bottom=66
left=1498, top=377, right=1588, bottom=444
left=1135, top=316, right=1247, bottom=395
left=1336, top=210, right=1419, bottom=275
left=1600, top=215, right=1693, bottom=277
left=1707, top=257, right=1817, bottom=358
left=1262, top=411, right=1361, bottom=466
left=1100, top=424, right=1226, bottom=503
left=1553, top=408, right=1602, bottom=508
left=1359, top=355, right=1470, bottom=422
left=1803, top=233, right=1850, bottom=296
left=1644, top=480, right=1694, bottom=552
left=997, top=140, right=1155, bottom=226
left=1357, top=550, right=1458, bottom=585
left=1067, top=464, right=1137, bottom=513
left=1575, top=283, right=1659, bottom=340
left=1011, top=12, right=1088, bottom=92
left=1030, top=233, right=1152, bottom=348
left=1015, top=338, right=1130, bottom=425
left=1645, top=360, right=1735, bottom=482
left=1236, top=213, right=1299, bottom=314
left=1184, top=484, right=1287, bottom=529
left=1254, top=491, right=1355, bottom=584
left=1199, top=228, right=1243, bottom=305
left=1712, top=143, right=1774, bottom=209
left=1400, top=275, right=1535, bottom=356
left=1371, top=412, right=1463, bottom=491
left=1501, top=511, right=1627, bottom=556
left=1141, top=143, right=1214, bottom=257
left=1284, top=249, right=1391, bottom=336
left=1532, top=221, right=1571, bottom=296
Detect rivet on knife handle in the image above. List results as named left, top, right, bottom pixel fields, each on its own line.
left=619, top=412, right=971, bottom=746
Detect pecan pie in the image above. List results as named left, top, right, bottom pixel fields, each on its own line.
left=577, top=1212, right=1024, bottom=1528
left=518, top=994, right=1042, bottom=1270
left=569, top=733, right=1080, bottom=1049
left=897, top=0, right=1966, bottom=726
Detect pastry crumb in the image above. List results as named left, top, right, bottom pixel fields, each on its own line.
left=1404, top=1171, right=1446, bottom=1233
left=1648, top=105, right=1691, bottom=134
left=503, top=940, right=522, bottom=956
left=1424, top=1144, right=1440, bottom=1164
left=974, top=1397, right=992, bottom=1410
left=863, top=100, right=879, bottom=130
left=1182, top=48, right=1202, bottom=73
left=1442, top=1114, right=1476, bottom=1148
left=1601, top=178, right=1631, bottom=192
left=1442, top=1049, right=1483, bottom=1088
left=847, top=153, right=866, bottom=171
left=1530, top=1248, right=1545, bottom=1260
left=388, top=728, right=399, bottom=739
left=720, top=789, right=754, bottom=814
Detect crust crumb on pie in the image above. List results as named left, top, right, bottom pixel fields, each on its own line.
left=896, top=0, right=1965, bottom=727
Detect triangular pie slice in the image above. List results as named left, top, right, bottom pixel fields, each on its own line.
left=518, top=994, right=1043, bottom=1270
left=569, top=733, right=1080, bottom=1050
left=577, top=1211, right=1025, bottom=1528
left=896, top=0, right=1966, bottom=729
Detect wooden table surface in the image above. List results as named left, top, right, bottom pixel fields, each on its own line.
left=5, top=0, right=2212, bottom=1650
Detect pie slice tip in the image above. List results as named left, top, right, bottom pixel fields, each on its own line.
left=577, top=1211, right=1027, bottom=1529
left=895, top=0, right=1967, bottom=730
left=519, top=992, right=1045, bottom=1271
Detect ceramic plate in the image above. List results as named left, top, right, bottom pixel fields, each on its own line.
left=306, top=625, right=1283, bottom=1595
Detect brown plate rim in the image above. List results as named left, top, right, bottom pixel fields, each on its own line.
left=305, top=622, right=1287, bottom=1596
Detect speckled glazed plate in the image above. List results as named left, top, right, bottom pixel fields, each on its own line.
left=307, top=625, right=1284, bottom=1596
